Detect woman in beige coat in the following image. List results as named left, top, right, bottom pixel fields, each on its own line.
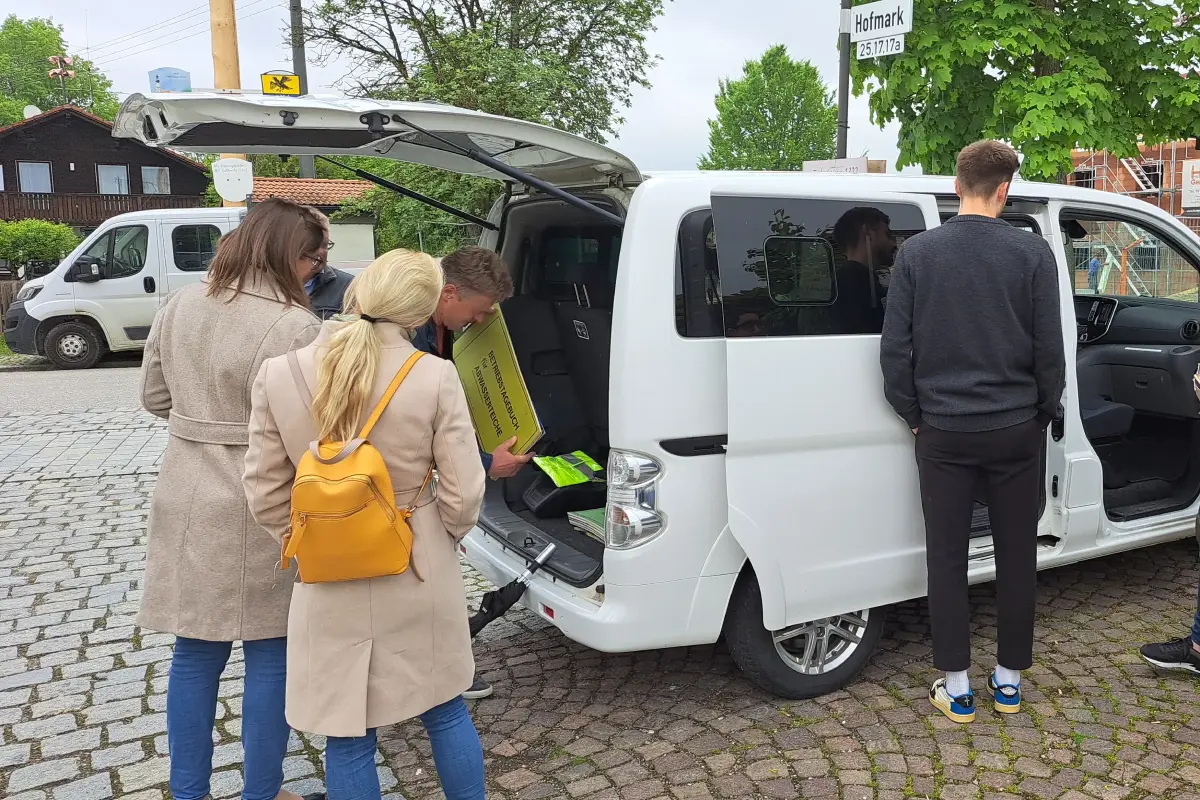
left=244, top=249, right=487, bottom=800
left=140, top=198, right=328, bottom=800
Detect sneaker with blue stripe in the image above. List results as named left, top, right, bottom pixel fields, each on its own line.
left=987, top=673, right=1021, bottom=714
left=929, top=677, right=975, bottom=723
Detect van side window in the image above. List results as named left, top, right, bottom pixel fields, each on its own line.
left=675, top=209, right=724, bottom=337
left=1057, top=212, right=1199, bottom=299
left=172, top=225, right=222, bottom=272
left=711, top=197, right=927, bottom=337
left=83, top=225, right=150, bottom=280
left=539, top=226, right=620, bottom=309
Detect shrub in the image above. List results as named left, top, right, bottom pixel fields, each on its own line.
left=0, top=219, right=81, bottom=278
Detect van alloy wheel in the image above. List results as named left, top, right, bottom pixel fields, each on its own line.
left=772, top=611, right=870, bottom=675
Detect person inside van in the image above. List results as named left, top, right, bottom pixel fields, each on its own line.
left=832, top=207, right=897, bottom=333
left=411, top=245, right=530, bottom=700
left=244, top=249, right=488, bottom=800
left=302, top=211, right=354, bottom=320
left=138, top=198, right=325, bottom=800
left=880, top=140, right=1065, bottom=724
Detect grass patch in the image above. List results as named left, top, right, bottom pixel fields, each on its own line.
left=0, top=338, right=11, bottom=357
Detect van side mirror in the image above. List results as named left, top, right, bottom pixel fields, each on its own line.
left=67, top=259, right=102, bottom=283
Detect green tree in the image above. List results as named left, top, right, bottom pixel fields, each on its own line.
left=853, top=0, right=1200, bottom=181
left=306, top=0, right=666, bottom=142
left=699, top=45, right=837, bottom=171
left=0, top=219, right=80, bottom=277
left=0, top=16, right=119, bottom=125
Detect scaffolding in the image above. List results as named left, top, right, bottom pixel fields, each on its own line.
left=1070, top=140, right=1200, bottom=301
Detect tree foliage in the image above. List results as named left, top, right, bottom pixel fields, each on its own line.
left=0, top=219, right=80, bottom=274
left=0, top=15, right=119, bottom=125
left=699, top=45, right=837, bottom=171
left=853, top=0, right=1200, bottom=181
left=305, top=0, right=666, bottom=143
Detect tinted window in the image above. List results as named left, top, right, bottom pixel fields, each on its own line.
left=107, top=226, right=150, bottom=279
left=539, top=226, right=620, bottom=308
left=172, top=225, right=222, bottom=272
left=675, top=210, right=724, bottom=338
left=712, top=197, right=927, bottom=337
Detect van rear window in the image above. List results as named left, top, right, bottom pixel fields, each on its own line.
left=675, top=210, right=724, bottom=338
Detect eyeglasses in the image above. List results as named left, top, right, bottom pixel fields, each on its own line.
left=324, top=240, right=335, bottom=251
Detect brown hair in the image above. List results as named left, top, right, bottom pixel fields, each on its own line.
left=440, top=246, right=513, bottom=302
left=205, top=197, right=324, bottom=307
left=955, top=140, right=1021, bottom=198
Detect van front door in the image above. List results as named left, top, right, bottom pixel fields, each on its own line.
left=72, top=222, right=159, bottom=350
left=711, top=185, right=941, bottom=632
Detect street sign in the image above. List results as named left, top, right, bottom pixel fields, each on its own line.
left=804, top=157, right=870, bottom=174
left=849, top=0, right=913, bottom=42
left=260, top=71, right=301, bottom=96
left=1184, top=160, right=1200, bottom=210
left=150, top=67, right=191, bottom=93
left=212, top=158, right=254, bottom=203
left=857, top=35, right=906, bottom=59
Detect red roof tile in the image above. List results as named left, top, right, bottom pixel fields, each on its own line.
left=250, top=177, right=373, bottom=207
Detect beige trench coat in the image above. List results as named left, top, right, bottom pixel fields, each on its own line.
left=138, top=279, right=321, bottom=642
left=244, top=321, right=485, bottom=737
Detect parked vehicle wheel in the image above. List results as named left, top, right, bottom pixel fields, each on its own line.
left=724, top=571, right=887, bottom=699
left=45, top=321, right=104, bottom=370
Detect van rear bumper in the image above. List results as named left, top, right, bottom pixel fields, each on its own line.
left=3, top=301, right=39, bottom=355
left=461, top=527, right=717, bottom=653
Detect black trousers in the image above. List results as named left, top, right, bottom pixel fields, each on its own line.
left=915, top=418, right=1043, bottom=672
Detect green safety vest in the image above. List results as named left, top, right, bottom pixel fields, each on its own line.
left=533, top=451, right=605, bottom=488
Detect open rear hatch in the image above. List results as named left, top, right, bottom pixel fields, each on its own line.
left=112, top=93, right=641, bottom=189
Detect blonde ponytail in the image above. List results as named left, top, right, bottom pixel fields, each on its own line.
left=310, top=249, right=443, bottom=442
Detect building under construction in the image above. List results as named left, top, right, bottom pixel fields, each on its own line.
left=1068, top=140, right=1200, bottom=300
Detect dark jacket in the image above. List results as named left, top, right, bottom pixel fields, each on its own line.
left=413, top=319, right=494, bottom=473
left=880, top=215, right=1065, bottom=432
left=307, top=266, right=354, bottom=320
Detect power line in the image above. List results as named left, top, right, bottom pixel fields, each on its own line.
left=85, top=3, right=212, bottom=57
left=92, top=1, right=280, bottom=69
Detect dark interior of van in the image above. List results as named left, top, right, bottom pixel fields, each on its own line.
left=474, top=196, right=624, bottom=587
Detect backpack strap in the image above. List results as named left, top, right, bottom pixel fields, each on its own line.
left=401, top=464, right=436, bottom=514
left=358, top=351, right=426, bottom=440
left=288, top=351, right=313, bottom=409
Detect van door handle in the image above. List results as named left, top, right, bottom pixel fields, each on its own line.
left=1051, top=403, right=1065, bottom=442
left=143, top=277, right=156, bottom=294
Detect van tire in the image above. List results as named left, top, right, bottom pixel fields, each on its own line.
left=723, top=571, right=886, bottom=699
left=45, top=321, right=104, bottom=370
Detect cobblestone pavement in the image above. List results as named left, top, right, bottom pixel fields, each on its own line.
left=4, top=409, right=1200, bottom=800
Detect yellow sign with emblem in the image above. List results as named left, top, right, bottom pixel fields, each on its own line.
left=260, top=71, right=301, bottom=96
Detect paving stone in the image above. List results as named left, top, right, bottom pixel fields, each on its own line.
left=8, top=758, right=82, bottom=793
left=0, top=742, right=32, bottom=768
left=42, top=728, right=103, bottom=758
left=117, top=757, right=171, bottom=793
left=51, top=773, right=113, bottom=800
left=90, top=742, right=147, bottom=770
left=13, top=713, right=78, bottom=740
left=106, top=712, right=167, bottom=743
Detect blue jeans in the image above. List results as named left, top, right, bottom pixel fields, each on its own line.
left=167, top=637, right=291, bottom=800
left=326, top=696, right=485, bottom=800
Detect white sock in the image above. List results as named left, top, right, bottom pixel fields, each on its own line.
left=995, top=665, right=1021, bottom=687
left=945, top=670, right=970, bottom=697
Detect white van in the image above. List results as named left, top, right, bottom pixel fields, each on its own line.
left=111, top=92, right=1200, bottom=698
left=4, top=207, right=374, bottom=369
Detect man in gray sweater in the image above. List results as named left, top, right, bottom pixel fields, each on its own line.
left=880, top=140, right=1065, bottom=724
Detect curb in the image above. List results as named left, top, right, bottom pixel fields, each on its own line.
left=0, top=360, right=53, bottom=373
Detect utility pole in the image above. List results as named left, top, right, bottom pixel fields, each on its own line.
left=209, top=0, right=247, bottom=206
left=836, top=0, right=852, bottom=159
left=290, top=0, right=317, bottom=178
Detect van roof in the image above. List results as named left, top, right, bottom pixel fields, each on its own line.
left=92, top=206, right=232, bottom=225
left=641, top=171, right=1188, bottom=227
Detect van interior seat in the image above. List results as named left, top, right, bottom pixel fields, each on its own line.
left=1080, top=395, right=1136, bottom=442
left=552, top=263, right=613, bottom=447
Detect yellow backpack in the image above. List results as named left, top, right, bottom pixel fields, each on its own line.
left=280, top=350, right=431, bottom=584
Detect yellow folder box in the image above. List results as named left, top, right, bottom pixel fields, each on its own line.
left=452, top=307, right=544, bottom=456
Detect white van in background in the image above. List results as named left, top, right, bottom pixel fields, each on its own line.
left=4, top=206, right=373, bottom=369
left=108, top=92, right=1200, bottom=700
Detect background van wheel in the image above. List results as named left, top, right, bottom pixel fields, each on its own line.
left=45, top=321, right=104, bottom=370
left=723, top=571, right=887, bottom=699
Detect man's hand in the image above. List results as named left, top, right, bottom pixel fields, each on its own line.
left=488, top=437, right=533, bottom=479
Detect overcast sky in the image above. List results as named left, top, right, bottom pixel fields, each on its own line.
left=35, top=0, right=905, bottom=172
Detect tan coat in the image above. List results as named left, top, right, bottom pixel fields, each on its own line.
left=243, top=321, right=485, bottom=737
left=138, top=280, right=321, bottom=642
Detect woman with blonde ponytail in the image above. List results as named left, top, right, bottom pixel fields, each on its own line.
left=244, top=249, right=488, bottom=800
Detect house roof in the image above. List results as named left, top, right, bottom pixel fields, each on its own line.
left=250, top=177, right=374, bottom=208
left=0, top=105, right=207, bottom=173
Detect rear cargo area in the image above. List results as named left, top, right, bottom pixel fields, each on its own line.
left=474, top=196, right=623, bottom=587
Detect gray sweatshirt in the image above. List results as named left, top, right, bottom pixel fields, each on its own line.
left=879, top=215, right=1066, bottom=432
